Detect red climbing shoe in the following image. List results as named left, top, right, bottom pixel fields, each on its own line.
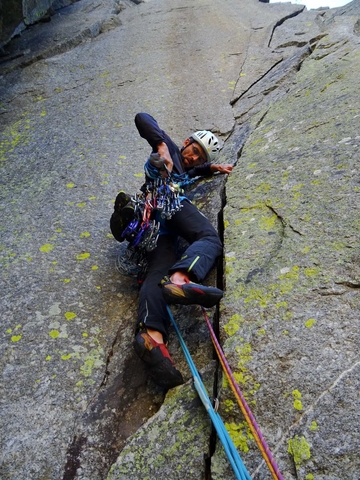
left=161, top=278, right=223, bottom=308
left=133, top=332, right=184, bottom=389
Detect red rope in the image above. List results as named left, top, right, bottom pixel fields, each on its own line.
left=201, top=307, right=284, bottom=480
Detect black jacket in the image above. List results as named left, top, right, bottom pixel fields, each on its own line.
left=134, top=112, right=212, bottom=178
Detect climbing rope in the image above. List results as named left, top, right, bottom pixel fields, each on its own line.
left=201, top=307, right=284, bottom=480
left=166, top=305, right=252, bottom=480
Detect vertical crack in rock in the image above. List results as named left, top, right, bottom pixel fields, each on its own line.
left=267, top=7, right=306, bottom=48
left=230, top=58, right=284, bottom=106
left=62, top=435, right=87, bottom=480
left=204, top=168, right=229, bottom=479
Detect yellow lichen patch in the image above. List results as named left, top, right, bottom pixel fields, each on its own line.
left=224, top=399, right=234, bottom=412
left=236, top=342, right=252, bottom=370
left=76, top=252, right=90, bottom=261
left=91, top=265, right=98, bottom=270
left=80, top=346, right=105, bottom=377
left=332, top=241, right=347, bottom=251
left=49, top=330, right=60, bottom=339
left=63, top=279, right=71, bottom=283
left=61, top=353, right=72, bottom=360
left=46, top=355, right=52, bottom=361
left=64, top=312, right=77, bottom=321
left=0, top=118, right=30, bottom=163
left=77, top=202, right=86, bottom=208
left=80, top=232, right=91, bottom=238
left=224, top=422, right=253, bottom=452
left=244, top=288, right=270, bottom=307
left=259, top=213, right=277, bottom=231
left=305, top=318, right=316, bottom=328
left=134, top=173, right=143, bottom=177
left=224, top=313, right=245, bottom=336
left=66, top=183, right=75, bottom=188
left=304, top=267, right=320, bottom=277
left=11, top=335, right=22, bottom=342
left=39, top=243, right=54, bottom=253
left=288, top=435, right=311, bottom=465
left=309, top=421, right=318, bottom=431
left=292, top=390, right=303, bottom=411
left=283, top=311, right=293, bottom=321
left=255, top=182, right=271, bottom=194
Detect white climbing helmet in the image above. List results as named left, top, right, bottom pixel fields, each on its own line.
left=190, top=130, right=220, bottom=163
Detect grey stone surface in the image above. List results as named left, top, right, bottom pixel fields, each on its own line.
left=217, top=3, right=360, bottom=479
left=107, top=362, right=216, bottom=480
left=0, top=0, right=359, bottom=479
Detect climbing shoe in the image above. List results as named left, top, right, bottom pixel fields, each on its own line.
left=161, top=278, right=223, bottom=308
left=133, top=332, right=184, bottom=389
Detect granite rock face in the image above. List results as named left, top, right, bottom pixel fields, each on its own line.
left=1, top=0, right=78, bottom=46
left=0, top=0, right=359, bottom=479
left=217, top=4, right=360, bottom=479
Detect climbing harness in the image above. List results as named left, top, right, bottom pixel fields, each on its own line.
left=116, top=162, right=200, bottom=279
left=166, top=305, right=252, bottom=480
left=201, top=306, right=284, bottom=480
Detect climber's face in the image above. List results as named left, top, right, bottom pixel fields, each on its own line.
left=181, top=138, right=207, bottom=168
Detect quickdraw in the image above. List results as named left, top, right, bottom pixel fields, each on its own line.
left=116, top=171, right=196, bottom=279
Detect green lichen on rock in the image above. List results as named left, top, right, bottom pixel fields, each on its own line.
left=224, top=421, right=254, bottom=452
left=219, top=15, right=360, bottom=480
left=309, top=421, right=318, bottom=432
left=292, top=390, right=303, bottom=411
left=107, top=366, right=215, bottom=479
left=288, top=435, right=311, bottom=466
left=224, top=313, right=245, bottom=336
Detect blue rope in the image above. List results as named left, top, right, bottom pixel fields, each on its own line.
left=171, top=172, right=200, bottom=188
left=166, top=305, right=252, bottom=480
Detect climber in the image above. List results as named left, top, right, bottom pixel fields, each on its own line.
left=110, top=112, right=233, bottom=390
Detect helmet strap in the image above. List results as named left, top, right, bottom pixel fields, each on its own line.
left=180, top=138, right=194, bottom=154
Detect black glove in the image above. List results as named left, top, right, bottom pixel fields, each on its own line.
left=149, top=153, right=166, bottom=171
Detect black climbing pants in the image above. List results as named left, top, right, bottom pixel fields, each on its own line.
left=136, top=199, right=222, bottom=342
